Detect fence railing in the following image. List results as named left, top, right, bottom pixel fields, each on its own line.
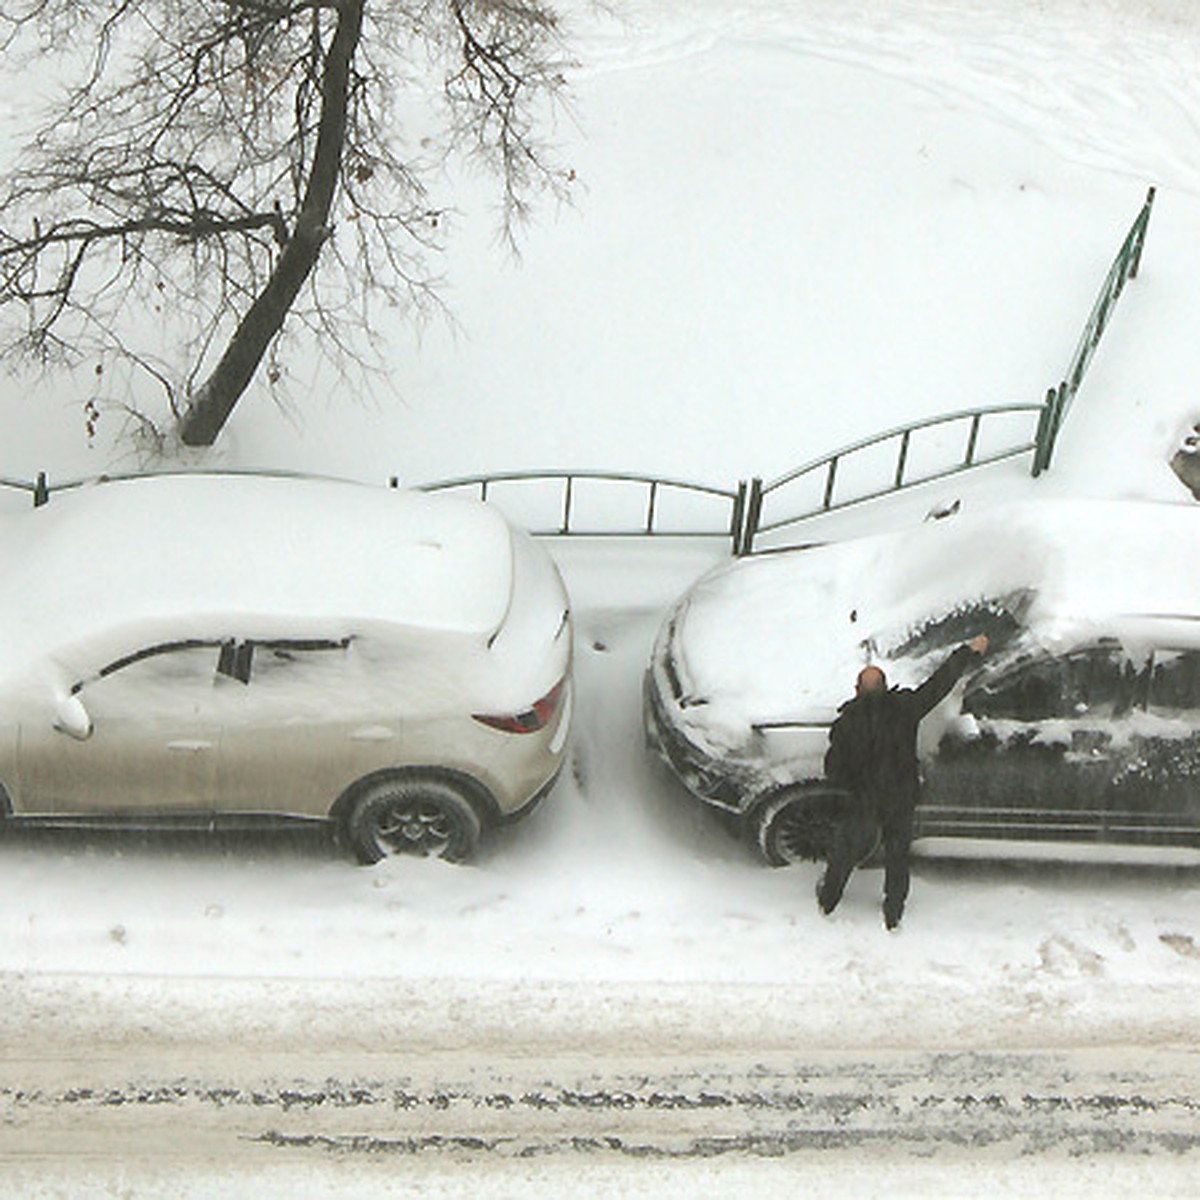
left=4, top=190, right=1154, bottom=558
left=0, top=466, right=746, bottom=542
left=0, top=467, right=346, bottom=509
left=0, top=471, right=49, bottom=505
left=414, top=469, right=746, bottom=541
left=1033, top=185, right=1155, bottom=475
left=736, top=402, right=1045, bottom=553
left=736, top=186, right=1155, bottom=551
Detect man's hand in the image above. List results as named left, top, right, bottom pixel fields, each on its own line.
left=967, top=634, right=989, bottom=656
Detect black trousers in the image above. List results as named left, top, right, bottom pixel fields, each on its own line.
left=817, top=793, right=916, bottom=927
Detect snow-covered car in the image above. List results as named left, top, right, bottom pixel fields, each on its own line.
left=0, top=473, right=572, bottom=863
left=645, top=499, right=1200, bottom=865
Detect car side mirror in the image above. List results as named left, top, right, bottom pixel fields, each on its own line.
left=54, top=694, right=93, bottom=741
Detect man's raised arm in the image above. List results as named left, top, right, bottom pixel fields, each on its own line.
left=910, top=635, right=989, bottom=717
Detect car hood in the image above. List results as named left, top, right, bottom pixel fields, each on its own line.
left=660, top=498, right=1200, bottom=753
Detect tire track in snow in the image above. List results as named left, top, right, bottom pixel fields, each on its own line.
left=4, top=1048, right=1200, bottom=1163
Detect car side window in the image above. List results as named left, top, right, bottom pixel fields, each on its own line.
left=246, top=639, right=352, bottom=689
left=1066, top=649, right=1146, bottom=716
left=1149, top=650, right=1200, bottom=713
left=210, top=638, right=369, bottom=721
left=209, top=637, right=354, bottom=686
left=71, top=637, right=364, bottom=726
left=965, top=657, right=1065, bottom=721
left=76, top=642, right=222, bottom=718
left=965, top=647, right=1140, bottom=722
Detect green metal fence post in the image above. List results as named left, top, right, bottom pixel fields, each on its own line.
left=964, top=413, right=982, bottom=467
left=730, top=480, right=748, bottom=554
left=894, top=429, right=911, bottom=488
left=645, top=479, right=659, bottom=536
left=738, top=477, right=763, bottom=556
left=1130, top=186, right=1156, bottom=280
left=560, top=475, right=573, bottom=535
left=1032, top=389, right=1057, bottom=477
left=1042, top=383, right=1068, bottom=474
left=822, top=457, right=839, bottom=511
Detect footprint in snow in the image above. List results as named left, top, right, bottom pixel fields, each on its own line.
left=1107, top=921, right=1136, bottom=953
left=1159, top=932, right=1200, bottom=960
left=1037, top=934, right=1105, bottom=978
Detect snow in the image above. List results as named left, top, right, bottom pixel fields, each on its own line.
left=4, top=0, right=1200, bottom=1188
left=1, top=475, right=517, bottom=649
left=665, top=498, right=1200, bottom=749
left=0, top=475, right=577, bottom=722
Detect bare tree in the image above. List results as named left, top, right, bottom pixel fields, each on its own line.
left=0, top=1, right=572, bottom=446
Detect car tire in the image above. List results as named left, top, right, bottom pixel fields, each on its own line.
left=750, top=786, right=860, bottom=867
left=345, top=776, right=483, bottom=865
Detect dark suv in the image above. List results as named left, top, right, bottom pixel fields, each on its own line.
left=645, top=499, right=1200, bottom=865
left=923, top=638, right=1200, bottom=848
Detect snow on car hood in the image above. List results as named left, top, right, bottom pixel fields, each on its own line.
left=665, top=499, right=1200, bottom=747
left=0, top=475, right=516, bottom=687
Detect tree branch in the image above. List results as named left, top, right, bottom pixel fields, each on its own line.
left=1, top=209, right=290, bottom=264
left=0, top=0, right=573, bottom=446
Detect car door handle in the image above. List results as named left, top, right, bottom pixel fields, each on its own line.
left=350, top=726, right=398, bottom=742
left=167, top=740, right=214, bottom=752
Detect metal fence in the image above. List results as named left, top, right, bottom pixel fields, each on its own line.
left=0, top=466, right=346, bottom=509
left=734, top=187, right=1156, bottom=551
left=412, top=189, right=1154, bottom=554
left=3, top=191, right=1155, bottom=558
left=0, top=471, right=49, bottom=506
left=415, top=469, right=746, bottom=542
left=735, top=402, right=1045, bottom=553
left=1033, top=185, right=1155, bottom=475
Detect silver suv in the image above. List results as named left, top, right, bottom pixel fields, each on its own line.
left=0, top=473, right=573, bottom=862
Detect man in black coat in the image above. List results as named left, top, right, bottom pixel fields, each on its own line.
left=819, top=634, right=988, bottom=929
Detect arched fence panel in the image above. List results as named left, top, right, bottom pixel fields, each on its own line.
left=738, top=186, right=1155, bottom=552
left=415, top=470, right=747, bottom=544
left=739, top=402, right=1045, bottom=553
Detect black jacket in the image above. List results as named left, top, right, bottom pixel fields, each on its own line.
left=823, top=645, right=980, bottom=810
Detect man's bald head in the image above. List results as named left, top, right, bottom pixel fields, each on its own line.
left=856, top=665, right=887, bottom=695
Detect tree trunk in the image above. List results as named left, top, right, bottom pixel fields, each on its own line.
left=179, top=1, right=364, bottom=447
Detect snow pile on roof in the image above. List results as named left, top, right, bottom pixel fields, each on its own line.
left=671, top=498, right=1200, bottom=736
left=0, top=475, right=515, bottom=684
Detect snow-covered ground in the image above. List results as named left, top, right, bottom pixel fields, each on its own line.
left=3, top=0, right=1200, bottom=1193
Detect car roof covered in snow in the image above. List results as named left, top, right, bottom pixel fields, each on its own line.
left=0, top=474, right=516, bottom=682
left=666, top=498, right=1200, bottom=732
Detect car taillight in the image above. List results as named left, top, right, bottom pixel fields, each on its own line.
left=473, top=679, right=566, bottom=735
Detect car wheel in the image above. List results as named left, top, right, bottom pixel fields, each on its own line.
left=751, top=786, right=859, bottom=867
left=346, top=776, right=483, bottom=865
